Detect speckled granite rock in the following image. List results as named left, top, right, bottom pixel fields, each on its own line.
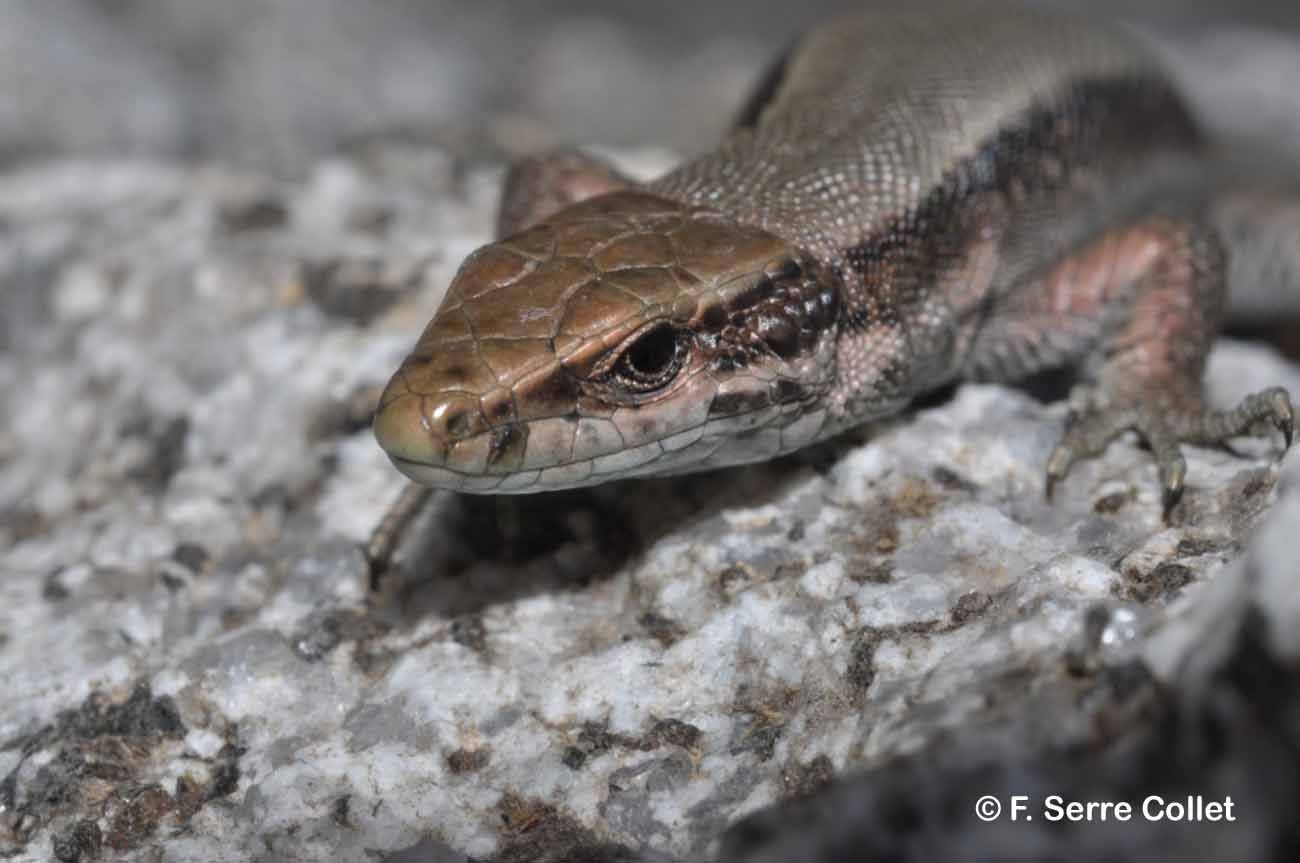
left=1, top=151, right=1298, bottom=863
left=717, top=458, right=1300, bottom=862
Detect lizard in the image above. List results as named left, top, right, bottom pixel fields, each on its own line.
left=368, top=2, right=1294, bottom=571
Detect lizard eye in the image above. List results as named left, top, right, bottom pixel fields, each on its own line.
left=611, top=322, right=687, bottom=393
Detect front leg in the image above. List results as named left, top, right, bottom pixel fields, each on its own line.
left=497, top=150, right=635, bottom=236
left=970, top=216, right=1293, bottom=517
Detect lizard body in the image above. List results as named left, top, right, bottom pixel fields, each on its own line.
left=373, top=3, right=1291, bottom=512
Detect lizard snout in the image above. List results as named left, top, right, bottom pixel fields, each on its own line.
left=372, top=332, right=499, bottom=476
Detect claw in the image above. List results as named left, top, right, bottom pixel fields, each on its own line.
left=366, top=554, right=392, bottom=592
left=1044, top=444, right=1073, bottom=501
left=1159, top=456, right=1186, bottom=522
left=1161, top=485, right=1183, bottom=522
left=1266, top=387, right=1293, bottom=449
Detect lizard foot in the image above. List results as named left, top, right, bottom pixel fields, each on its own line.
left=1044, top=385, right=1294, bottom=518
left=365, top=483, right=433, bottom=589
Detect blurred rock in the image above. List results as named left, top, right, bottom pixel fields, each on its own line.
left=4, top=0, right=1300, bottom=172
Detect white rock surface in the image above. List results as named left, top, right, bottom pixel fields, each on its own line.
left=1, top=152, right=1297, bottom=862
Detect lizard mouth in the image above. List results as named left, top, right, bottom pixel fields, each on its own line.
left=378, top=394, right=812, bottom=494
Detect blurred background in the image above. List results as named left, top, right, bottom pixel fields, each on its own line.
left=3, top=0, right=1300, bottom=176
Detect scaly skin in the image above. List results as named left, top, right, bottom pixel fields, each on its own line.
left=373, top=3, right=1292, bottom=515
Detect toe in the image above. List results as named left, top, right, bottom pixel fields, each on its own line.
left=1266, top=388, right=1295, bottom=448
left=1159, top=453, right=1187, bottom=518
left=1045, top=443, right=1075, bottom=499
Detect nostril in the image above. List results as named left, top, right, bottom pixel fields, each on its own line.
left=443, top=408, right=473, bottom=439
left=426, top=397, right=484, bottom=441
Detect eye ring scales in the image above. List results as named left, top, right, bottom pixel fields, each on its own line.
left=603, top=321, right=690, bottom=395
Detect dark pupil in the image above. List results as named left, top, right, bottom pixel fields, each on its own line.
left=626, top=326, right=677, bottom=378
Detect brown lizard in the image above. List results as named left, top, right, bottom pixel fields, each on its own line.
left=369, top=3, right=1293, bottom=571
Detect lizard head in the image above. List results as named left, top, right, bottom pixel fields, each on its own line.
left=373, top=190, right=842, bottom=492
